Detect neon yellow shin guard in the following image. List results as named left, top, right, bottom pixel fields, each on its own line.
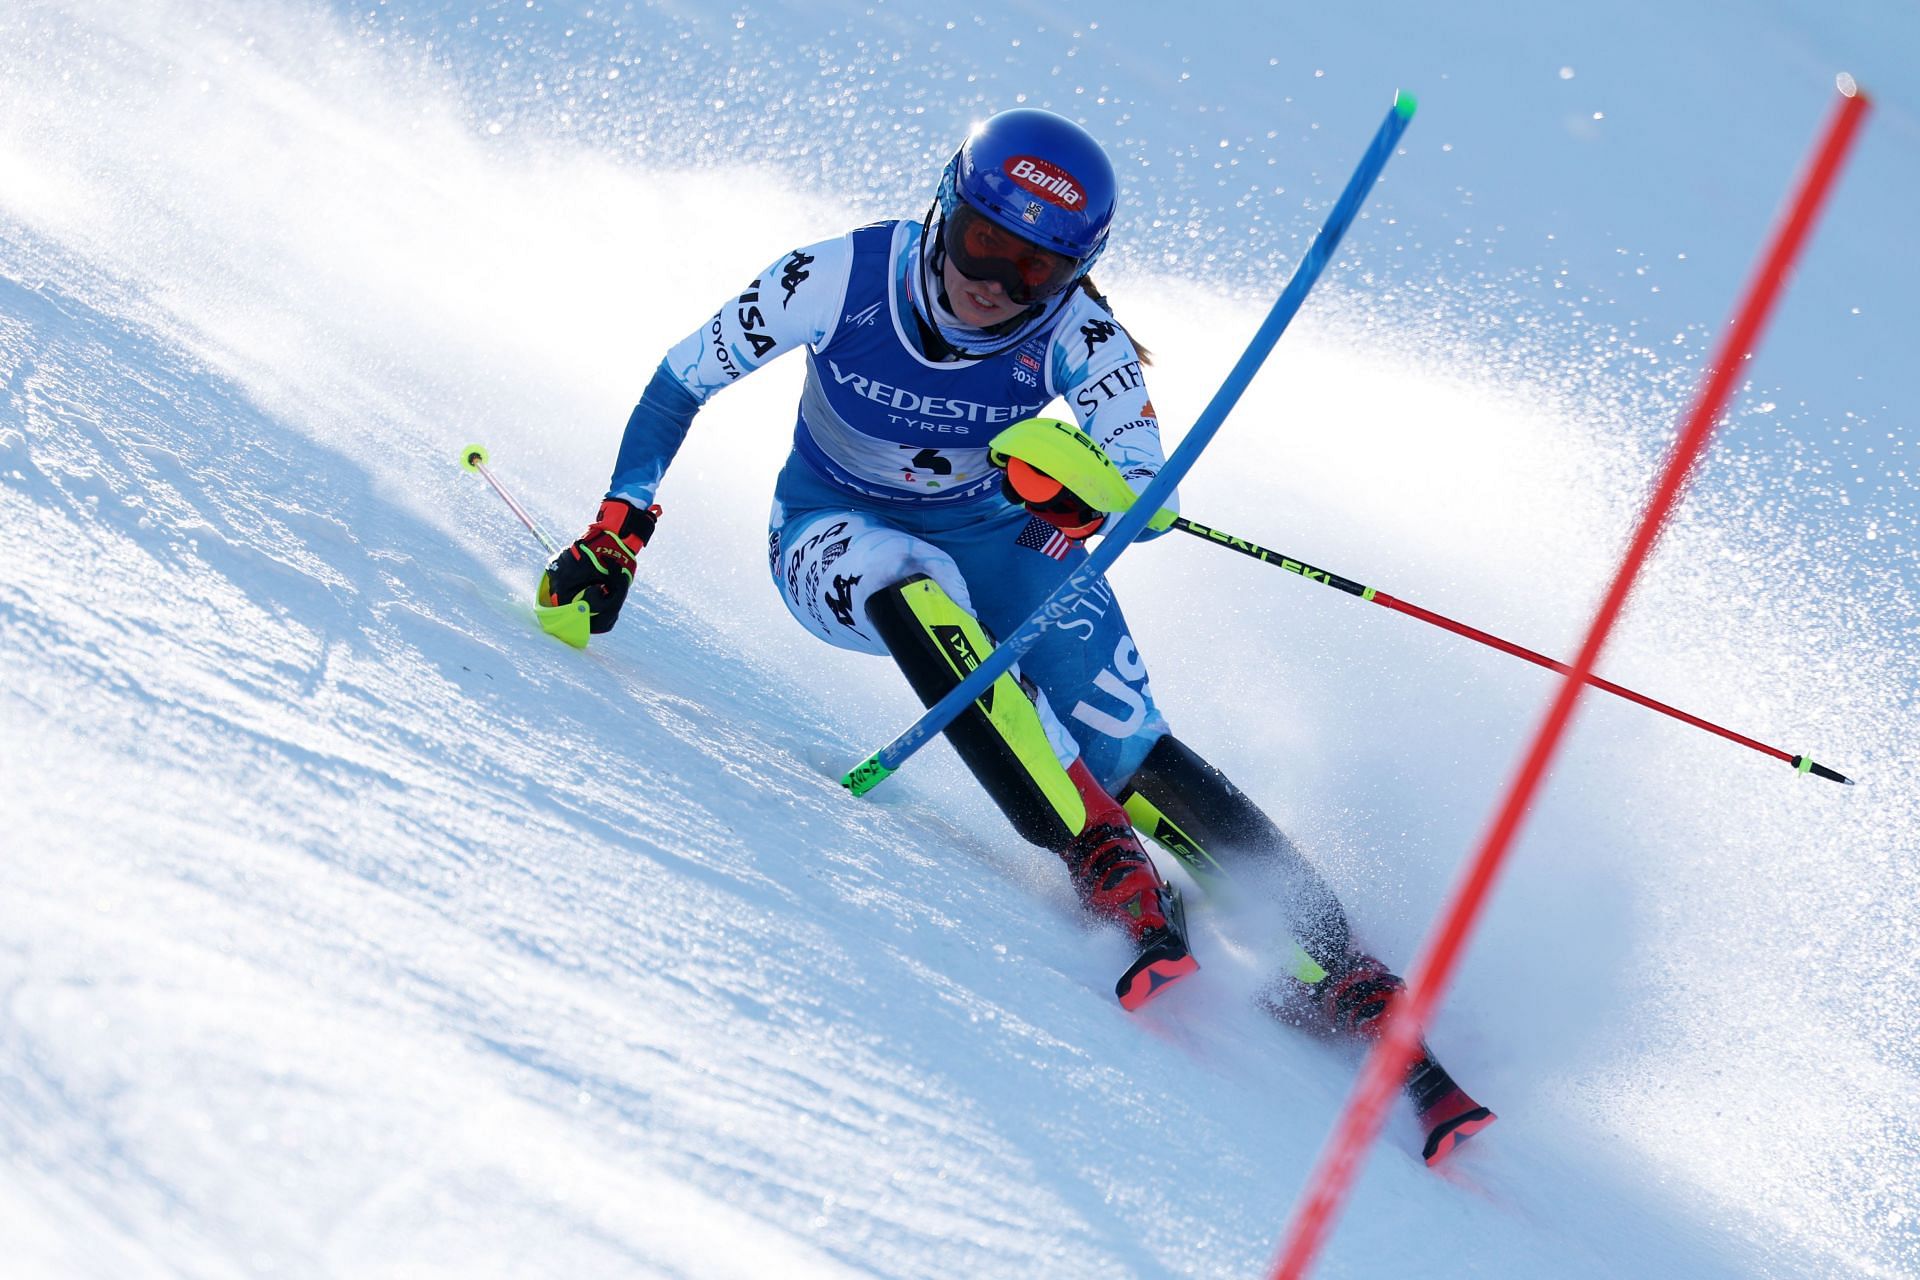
left=865, top=575, right=1087, bottom=846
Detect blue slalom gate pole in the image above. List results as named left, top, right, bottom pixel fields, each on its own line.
left=842, top=91, right=1418, bottom=797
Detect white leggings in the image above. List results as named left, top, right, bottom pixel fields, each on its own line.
left=769, top=504, right=1082, bottom=768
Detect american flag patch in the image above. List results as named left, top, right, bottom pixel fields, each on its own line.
left=1015, top=516, right=1072, bottom=560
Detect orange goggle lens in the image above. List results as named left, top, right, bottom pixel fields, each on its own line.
left=945, top=204, right=1080, bottom=305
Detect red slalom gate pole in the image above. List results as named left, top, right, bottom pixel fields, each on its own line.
left=1270, top=79, right=1871, bottom=1280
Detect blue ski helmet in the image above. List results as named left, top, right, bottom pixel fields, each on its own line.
left=937, top=108, right=1117, bottom=277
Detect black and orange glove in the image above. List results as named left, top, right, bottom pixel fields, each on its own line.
left=999, top=456, right=1105, bottom=539
left=538, top=498, right=662, bottom=634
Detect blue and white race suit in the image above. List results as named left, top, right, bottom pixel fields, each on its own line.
left=607, top=218, right=1176, bottom=790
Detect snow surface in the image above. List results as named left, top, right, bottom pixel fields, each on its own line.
left=2, top=2, right=1916, bottom=1277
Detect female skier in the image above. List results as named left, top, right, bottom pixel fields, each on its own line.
left=541, top=109, right=1492, bottom=1161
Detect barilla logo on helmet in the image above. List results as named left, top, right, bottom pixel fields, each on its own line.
left=1005, top=156, right=1083, bottom=208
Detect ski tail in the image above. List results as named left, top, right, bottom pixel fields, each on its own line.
left=1115, top=882, right=1198, bottom=1011
left=1406, top=1050, right=1497, bottom=1165
left=1421, top=1100, right=1497, bottom=1166
left=1115, top=939, right=1199, bottom=1010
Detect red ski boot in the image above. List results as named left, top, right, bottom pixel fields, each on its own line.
left=1058, top=758, right=1198, bottom=1010
left=1309, top=951, right=1407, bottom=1040
left=1283, top=950, right=1498, bottom=1164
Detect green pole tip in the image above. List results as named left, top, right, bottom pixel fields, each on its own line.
left=1796, top=756, right=1814, bottom=774
left=460, top=443, right=489, bottom=472
left=1393, top=90, right=1418, bottom=119
left=842, top=754, right=893, bottom=797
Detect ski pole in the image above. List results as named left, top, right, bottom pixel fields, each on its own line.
left=460, top=444, right=560, bottom=555
left=457, top=444, right=593, bottom=648
left=841, top=91, right=1419, bottom=797
left=1163, top=515, right=1853, bottom=784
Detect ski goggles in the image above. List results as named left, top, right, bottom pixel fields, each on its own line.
left=942, top=203, right=1083, bottom=305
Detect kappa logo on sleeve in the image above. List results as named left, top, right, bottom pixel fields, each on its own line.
left=780, top=250, right=815, bottom=308
left=1080, top=318, right=1118, bottom=358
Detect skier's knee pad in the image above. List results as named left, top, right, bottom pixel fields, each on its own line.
left=864, top=575, right=1086, bottom=848
left=1119, top=734, right=1352, bottom=971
